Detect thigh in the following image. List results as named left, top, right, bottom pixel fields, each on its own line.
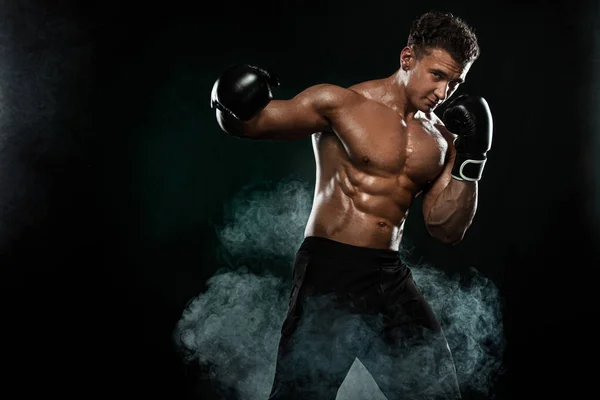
left=382, top=265, right=441, bottom=336
left=360, top=266, right=461, bottom=399
left=268, top=253, right=360, bottom=399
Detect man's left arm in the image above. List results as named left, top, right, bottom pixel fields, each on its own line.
left=422, top=143, right=478, bottom=244
left=422, top=94, right=493, bottom=245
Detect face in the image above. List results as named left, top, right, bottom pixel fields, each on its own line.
left=400, top=46, right=471, bottom=113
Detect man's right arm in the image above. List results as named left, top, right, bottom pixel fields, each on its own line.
left=211, top=64, right=347, bottom=140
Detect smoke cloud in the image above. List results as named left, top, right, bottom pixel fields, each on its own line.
left=173, top=179, right=505, bottom=399
left=176, top=269, right=289, bottom=399
left=217, top=179, right=313, bottom=270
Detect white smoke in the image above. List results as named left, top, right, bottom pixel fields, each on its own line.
left=216, top=179, right=312, bottom=269
left=176, top=269, right=289, bottom=399
left=173, top=178, right=505, bottom=399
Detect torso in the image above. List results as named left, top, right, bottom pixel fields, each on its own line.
left=304, top=79, right=451, bottom=250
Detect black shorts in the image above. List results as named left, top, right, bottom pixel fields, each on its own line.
left=268, top=236, right=461, bottom=400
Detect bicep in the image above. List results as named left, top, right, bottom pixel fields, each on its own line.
left=246, top=84, right=343, bottom=140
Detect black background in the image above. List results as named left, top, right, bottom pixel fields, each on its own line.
left=1, top=0, right=599, bottom=398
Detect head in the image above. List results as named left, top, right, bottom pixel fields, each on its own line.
left=400, top=11, right=480, bottom=112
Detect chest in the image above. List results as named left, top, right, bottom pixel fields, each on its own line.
left=332, top=107, right=448, bottom=185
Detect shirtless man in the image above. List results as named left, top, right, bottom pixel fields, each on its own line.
left=211, top=11, right=492, bottom=400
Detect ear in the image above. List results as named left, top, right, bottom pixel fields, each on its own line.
left=400, top=46, right=415, bottom=70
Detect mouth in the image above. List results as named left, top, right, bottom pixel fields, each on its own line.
left=427, top=98, right=438, bottom=107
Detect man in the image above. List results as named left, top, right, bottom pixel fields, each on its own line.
left=211, top=10, right=492, bottom=400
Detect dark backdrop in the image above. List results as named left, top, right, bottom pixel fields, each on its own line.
left=1, top=0, right=598, bottom=399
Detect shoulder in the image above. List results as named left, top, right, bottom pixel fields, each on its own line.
left=300, top=83, right=367, bottom=111
left=426, top=111, right=456, bottom=143
left=416, top=111, right=456, bottom=163
left=296, top=83, right=367, bottom=118
left=300, top=83, right=358, bottom=97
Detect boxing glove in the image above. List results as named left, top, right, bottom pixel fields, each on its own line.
left=442, top=94, right=493, bottom=181
left=210, top=64, right=280, bottom=121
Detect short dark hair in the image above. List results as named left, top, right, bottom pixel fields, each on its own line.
left=407, top=11, right=480, bottom=66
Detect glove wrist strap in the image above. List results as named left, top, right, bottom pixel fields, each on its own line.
left=451, top=153, right=487, bottom=181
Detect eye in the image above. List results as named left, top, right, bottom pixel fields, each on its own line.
left=432, top=72, right=442, bottom=80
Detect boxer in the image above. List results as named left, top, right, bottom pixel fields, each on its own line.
left=211, top=10, right=492, bottom=400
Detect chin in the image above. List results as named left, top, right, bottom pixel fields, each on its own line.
left=426, top=101, right=439, bottom=112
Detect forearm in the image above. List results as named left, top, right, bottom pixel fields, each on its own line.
left=216, top=110, right=256, bottom=138
left=216, top=99, right=325, bottom=141
left=425, top=179, right=478, bottom=244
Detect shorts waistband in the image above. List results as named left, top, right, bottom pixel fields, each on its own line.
left=298, top=236, right=401, bottom=265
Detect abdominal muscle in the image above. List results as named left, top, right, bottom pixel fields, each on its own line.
left=304, top=137, right=417, bottom=251
left=304, top=193, right=408, bottom=251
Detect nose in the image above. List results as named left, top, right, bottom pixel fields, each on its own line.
left=434, top=82, right=450, bottom=102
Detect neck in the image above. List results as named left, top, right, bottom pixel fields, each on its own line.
left=383, top=69, right=420, bottom=120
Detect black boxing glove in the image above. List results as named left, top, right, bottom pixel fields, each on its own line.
left=442, top=94, right=494, bottom=181
left=210, top=64, right=280, bottom=121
